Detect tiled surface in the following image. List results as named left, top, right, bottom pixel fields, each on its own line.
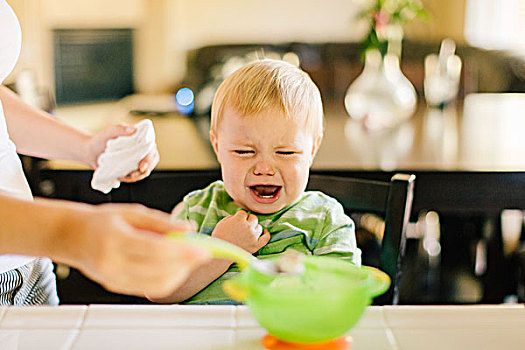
left=383, top=304, right=525, bottom=350
left=0, top=306, right=86, bottom=350
left=349, top=307, right=396, bottom=350
left=352, top=306, right=388, bottom=329
left=0, top=329, right=79, bottom=350
left=72, top=329, right=234, bottom=350
left=0, top=304, right=523, bottom=349
left=235, top=306, right=259, bottom=328
left=82, top=304, right=235, bottom=329
left=392, top=328, right=520, bottom=350
left=232, top=329, right=267, bottom=350
left=0, top=306, right=87, bottom=329
left=349, top=328, right=395, bottom=350
left=0, top=308, right=8, bottom=323
left=383, top=304, right=525, bottom=329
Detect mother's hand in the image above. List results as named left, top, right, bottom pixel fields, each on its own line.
left=86, top=123, right=160, bottom=182
left=118, top=149, right=159, bottom=183
left=56, top=202, right=210, bottom=298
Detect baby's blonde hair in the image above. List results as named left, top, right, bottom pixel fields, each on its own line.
left=210, top=59, right=323, bottom=139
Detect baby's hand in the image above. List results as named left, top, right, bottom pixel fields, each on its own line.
left=212, top=210, right=270, bottom=254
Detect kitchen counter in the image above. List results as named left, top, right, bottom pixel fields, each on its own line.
left=0, top=304, right=523, bottom=349
left=49, top=95, right=217, bottom=170
left=49, top=93, right=525, bottom=172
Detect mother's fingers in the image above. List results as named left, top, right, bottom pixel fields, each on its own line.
left=116, top=204, right=192, bottom=234
left=90, top=233, right=210, bottom=297
left=95, top=262, right=193, bottom=298
left=139, top=150, right=159, bottom=173
left=118, top=169, right=141, bottom=182
left=118, top=149, right=159, bottom=183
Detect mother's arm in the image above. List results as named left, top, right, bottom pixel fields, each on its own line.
left=0, top=86, right=158, bottom=181
left=0, top=193, right=210, bottom=298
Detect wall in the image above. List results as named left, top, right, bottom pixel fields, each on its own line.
left=406, top=0, right=466, bottom=43
left=6, top=0, right=466, bottom=95
left=6, top=0, right=165, bottom=91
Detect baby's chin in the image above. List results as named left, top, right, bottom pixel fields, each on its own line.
left=233, top=200, right=286, bottom=215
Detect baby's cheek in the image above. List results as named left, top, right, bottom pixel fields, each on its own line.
left=291, top=162, right=310, bottom=182
left=287, top=172, right=309, bottom=199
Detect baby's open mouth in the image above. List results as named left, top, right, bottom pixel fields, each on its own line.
left=249, top=185, right=282, bottom=199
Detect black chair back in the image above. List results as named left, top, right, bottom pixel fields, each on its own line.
left=307, top=173, right=415, bottom=305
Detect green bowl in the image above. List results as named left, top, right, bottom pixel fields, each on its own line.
left=223, top=256, right=390, bottom=344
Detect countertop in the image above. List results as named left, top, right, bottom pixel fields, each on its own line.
left=0, top=304, right=523, bottom=349
left=48, top=93, right=525, bottom=172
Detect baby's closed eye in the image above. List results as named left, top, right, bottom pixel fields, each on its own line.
left=276, top=150, right=301, bottom=156
left=234, top=150, right=255, bottom=155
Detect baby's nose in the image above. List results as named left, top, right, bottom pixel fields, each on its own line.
left=253, top=159, right=275, bottom=176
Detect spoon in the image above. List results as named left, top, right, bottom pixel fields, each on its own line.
left=167, top=232, right=305, bottom=275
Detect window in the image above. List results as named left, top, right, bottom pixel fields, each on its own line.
left=54, top=29, right=135, bottom=104
left=465, top=0, right=525, bottom=55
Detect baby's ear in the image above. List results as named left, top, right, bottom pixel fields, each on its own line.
left=310, top=134, right=323, bottom=162
left=209, top=130, right=219, bottom=155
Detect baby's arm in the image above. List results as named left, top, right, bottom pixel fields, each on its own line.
left=149, top=256, right=233, bottom=303
left=314, top=203, right=361, bottom=266
left=150, top=210, right=270, bottom=303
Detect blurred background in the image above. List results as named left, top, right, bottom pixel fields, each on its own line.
left=3, top=0, right=525, bottom=306
left=7, top=0, right=522, bottom=97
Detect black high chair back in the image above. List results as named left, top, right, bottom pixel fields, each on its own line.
left=306, top=173, right=415, bottom=305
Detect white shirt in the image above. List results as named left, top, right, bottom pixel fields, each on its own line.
left=0, top=0, right=36, bottom=272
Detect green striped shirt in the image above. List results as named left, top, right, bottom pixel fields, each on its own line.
left=175, top=180, right=361, bottom=304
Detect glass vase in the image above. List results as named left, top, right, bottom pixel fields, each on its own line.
left=344, top=49, right=417, bottom=131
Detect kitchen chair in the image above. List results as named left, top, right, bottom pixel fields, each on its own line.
left=306, top=173, right=416, bottom=305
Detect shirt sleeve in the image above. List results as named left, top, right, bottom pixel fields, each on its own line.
left=313, top=200, right=362, bottom=266
left=171, top=181, right=222, bottom=233
left=172, top=189, right=201, bottom=229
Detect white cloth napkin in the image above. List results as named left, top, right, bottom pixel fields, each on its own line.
left=91, top=119, right=156, bottom=194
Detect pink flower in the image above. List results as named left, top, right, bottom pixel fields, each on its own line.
left=374, top=10, right=390, bottom=29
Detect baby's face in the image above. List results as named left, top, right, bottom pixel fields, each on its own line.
left=211, top=106, right=320, bottom=214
